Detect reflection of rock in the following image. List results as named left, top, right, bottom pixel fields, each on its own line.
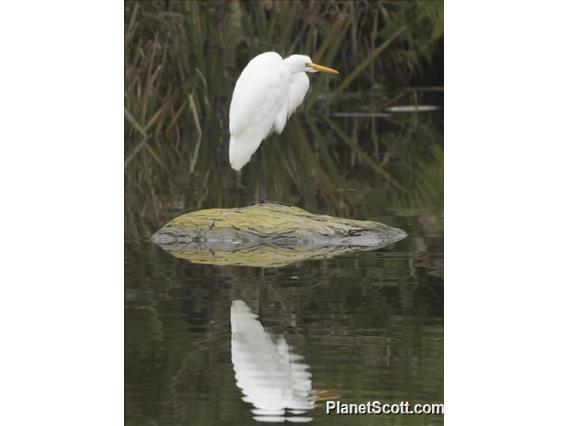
left=153, top=241, right=394, bottom=268
left=152, top=203, right=406, bottom=267
left=231, top=300, right=314, bottom=423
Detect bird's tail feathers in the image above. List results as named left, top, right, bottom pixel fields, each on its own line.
left=229, top=135, right=262, bottom=171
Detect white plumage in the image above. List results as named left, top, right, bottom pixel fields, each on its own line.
left=228, top=52, right=338, bottom=171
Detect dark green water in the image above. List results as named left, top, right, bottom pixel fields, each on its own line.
left=125, top=190, right=443, bottom=425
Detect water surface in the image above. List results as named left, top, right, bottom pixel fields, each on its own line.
left=125, top=206, right=443, bottom=425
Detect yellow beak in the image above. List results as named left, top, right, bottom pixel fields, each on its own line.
left=309, top=63, right=340, bottom=74
left=313, top=389, right=341, bottom=402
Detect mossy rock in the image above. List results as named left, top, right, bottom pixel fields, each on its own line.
left=152, top=202, right=406, bottom=268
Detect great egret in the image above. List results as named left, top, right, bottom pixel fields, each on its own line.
left=229, top=52, right=339, bottom=172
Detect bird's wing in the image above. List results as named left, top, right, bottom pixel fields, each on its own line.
left=229, top=53, right=288, bottom=140
left=286, top=72, right=310, bottom=118
left=273, top=72, right=309, bottom=134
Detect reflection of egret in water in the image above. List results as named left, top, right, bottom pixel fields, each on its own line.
left=231, top=300, right=315, bottom=423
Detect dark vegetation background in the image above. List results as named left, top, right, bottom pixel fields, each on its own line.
left=124, top=0, right=443, bottom=238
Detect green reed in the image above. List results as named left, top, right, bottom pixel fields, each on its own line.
left=125, top=0, right=444, bottom=238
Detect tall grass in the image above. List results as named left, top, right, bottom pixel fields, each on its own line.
left=125, top=0, right=444, bottom=238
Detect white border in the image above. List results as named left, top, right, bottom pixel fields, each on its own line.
left=446, top=1, right=568, bottom=424
left=1, top=1, right=567, bottom=425
left=0, top=2, right=123, bottom=425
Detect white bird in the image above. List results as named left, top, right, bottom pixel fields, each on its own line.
left=229, top=52, right=339, bottom=172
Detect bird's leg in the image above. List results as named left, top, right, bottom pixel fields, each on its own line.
left=257, top=145, right=266, bottom=203
left=235, top=170, right=244, bottom=189
left=258, top=267, right=266, bottom=322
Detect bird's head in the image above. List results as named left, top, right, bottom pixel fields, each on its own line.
left=284, top=54, right=339, bottom=75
